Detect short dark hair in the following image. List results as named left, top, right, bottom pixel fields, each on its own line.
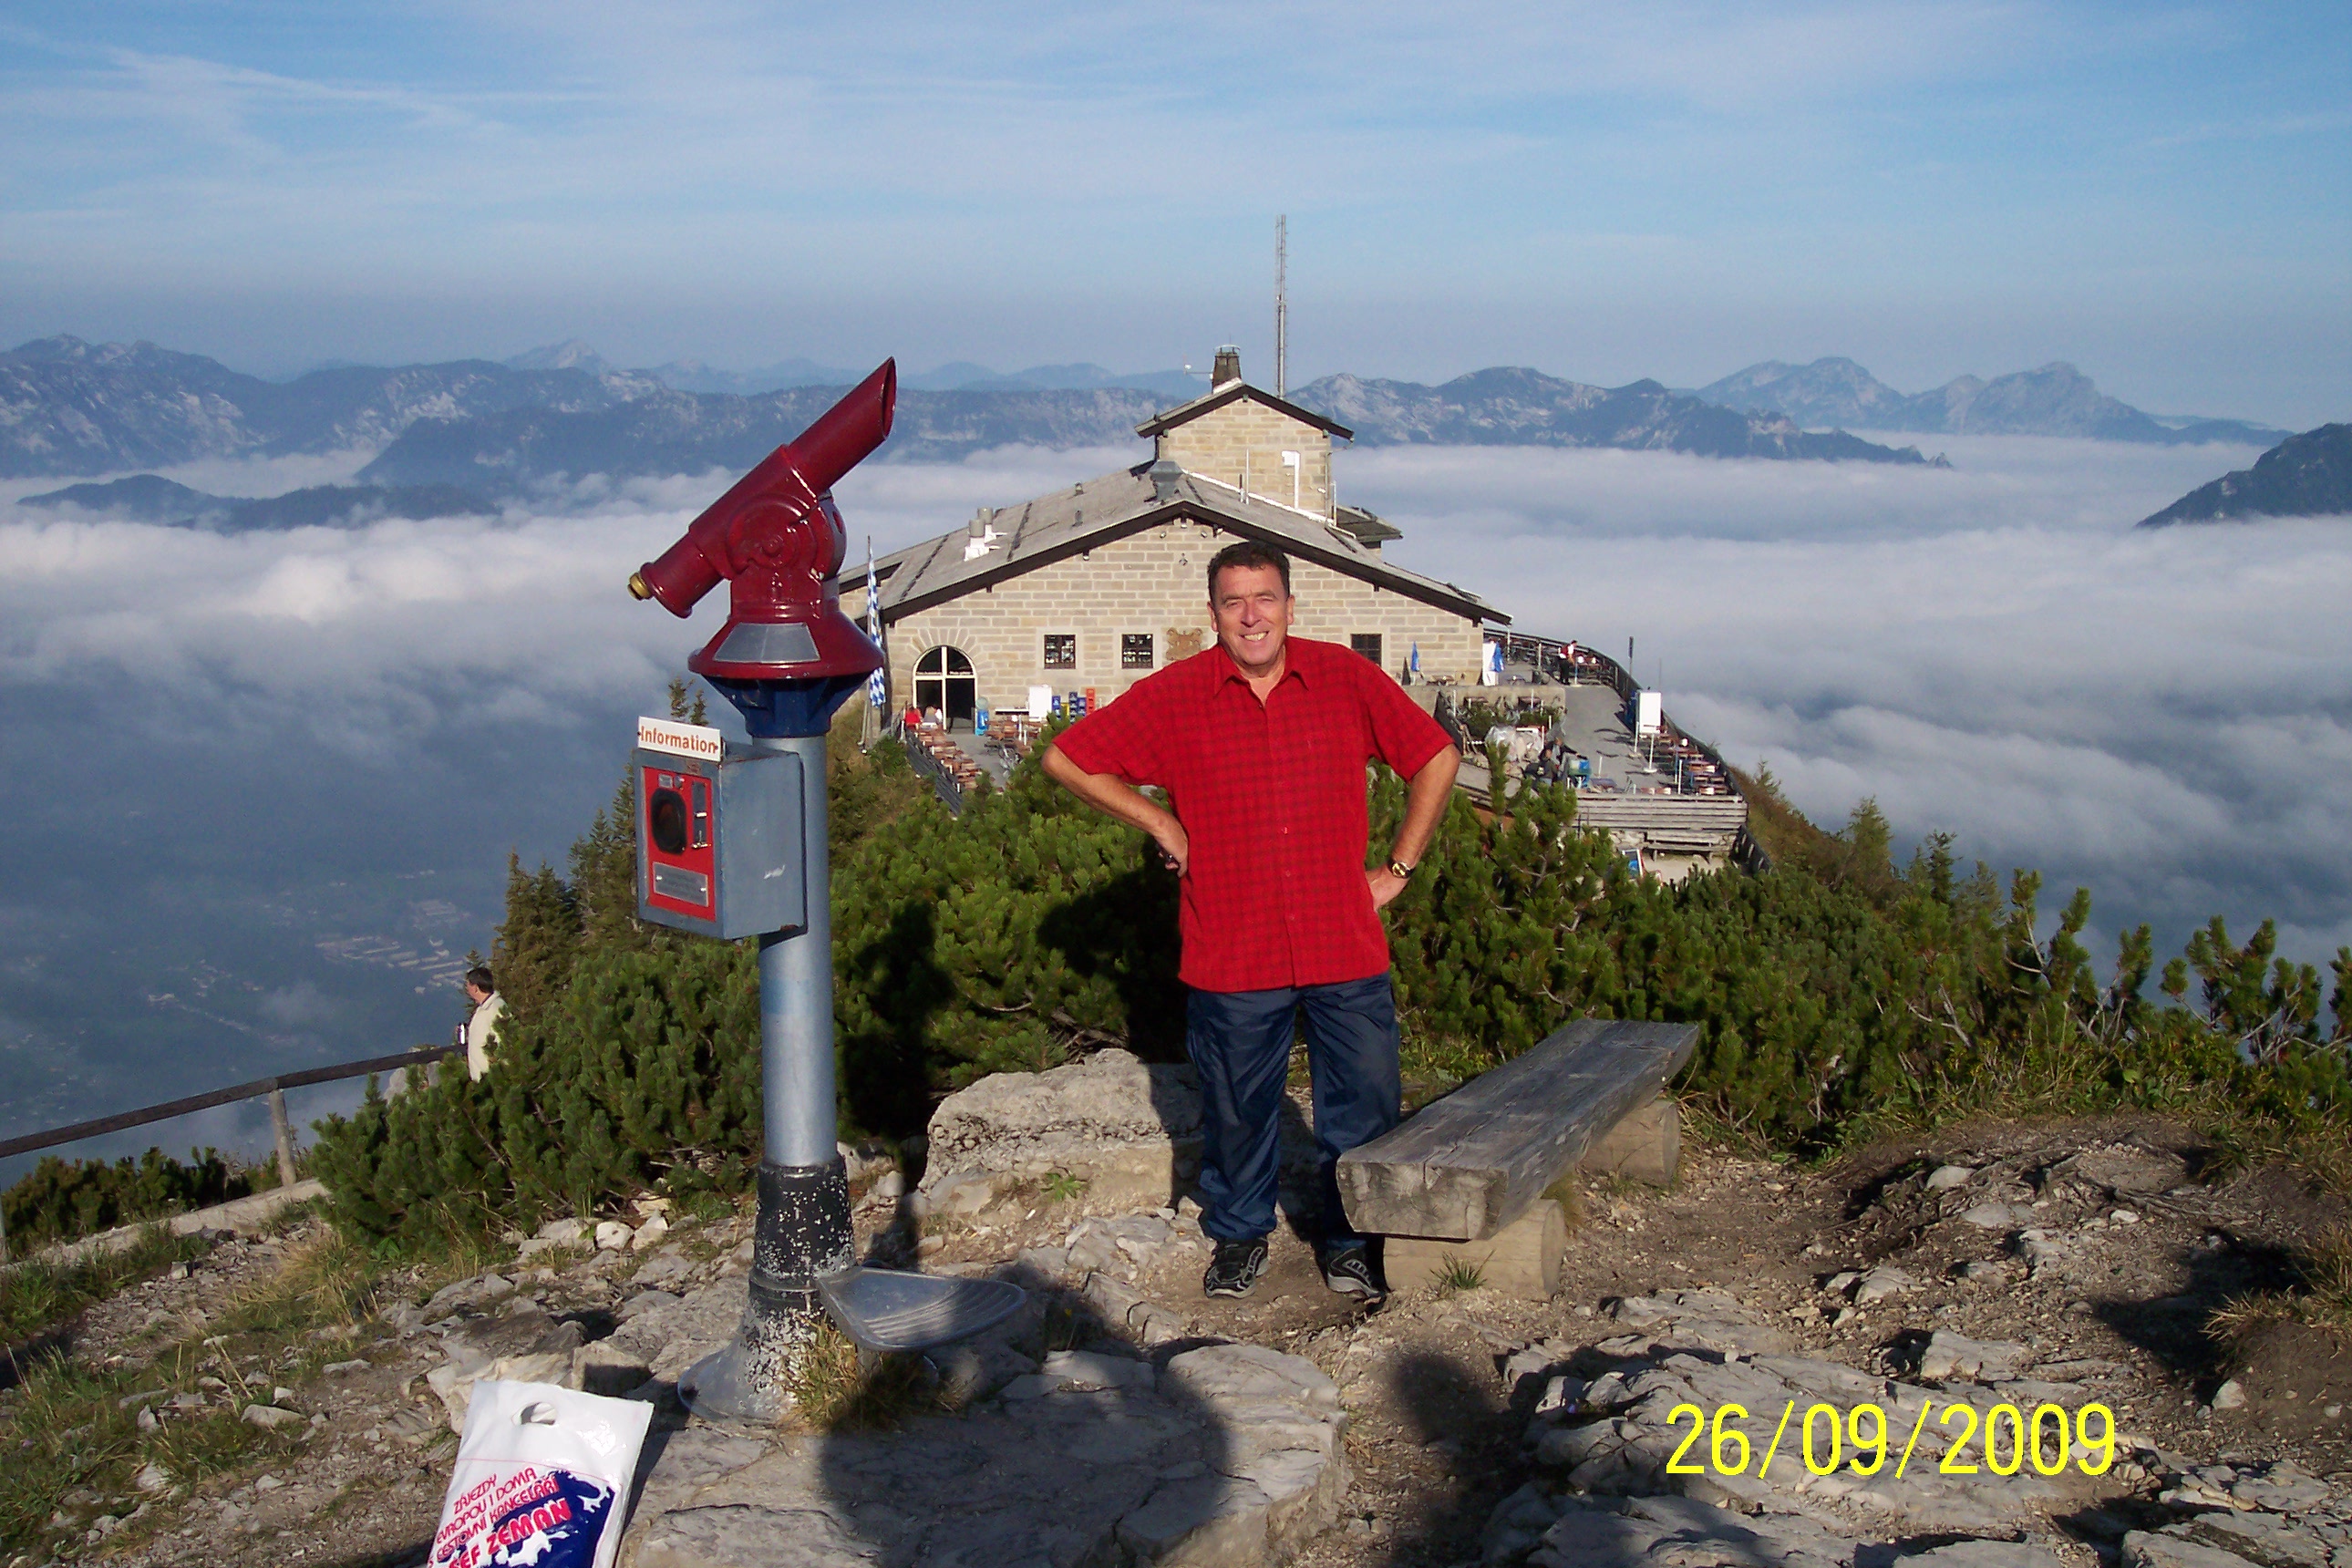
left=1206, top=540, right=1291, bottom=601
left=466, top=965, right=495, bottom=994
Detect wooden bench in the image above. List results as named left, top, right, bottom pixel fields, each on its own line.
left=1337, top=1019, right=1698, bottom=1295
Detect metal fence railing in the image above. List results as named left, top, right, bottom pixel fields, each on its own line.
left=0, top=1044, right=460, bottom=1264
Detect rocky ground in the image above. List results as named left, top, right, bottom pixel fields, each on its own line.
left=4, top=1053, right=2344, bottom=1568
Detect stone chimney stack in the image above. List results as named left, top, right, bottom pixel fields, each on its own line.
left=1211, top=346, right=1242, bottom=388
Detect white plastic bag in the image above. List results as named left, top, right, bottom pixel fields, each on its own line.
left=430, top=1379, right=653, bottom=1568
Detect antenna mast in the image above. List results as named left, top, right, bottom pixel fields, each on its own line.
left=1274, top=214, right=1287, bottom=397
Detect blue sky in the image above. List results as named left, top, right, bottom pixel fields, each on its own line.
left=2, top=1, right=2346, bottom=422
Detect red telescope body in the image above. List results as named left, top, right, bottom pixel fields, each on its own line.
left=630, top=360, right=894, bottom=683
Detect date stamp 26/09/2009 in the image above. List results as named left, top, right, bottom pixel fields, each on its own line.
left=1662, top=1400, right=2119, bottom=1480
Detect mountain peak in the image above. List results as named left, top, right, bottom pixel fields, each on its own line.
left=504, top=339, right=612, bottom=373
left=2140, top=424, right=2352, bottom=527
left=1695, top=356, right=2285, bottom=446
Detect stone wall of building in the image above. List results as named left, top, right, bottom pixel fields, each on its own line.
left=886, top=519, right=1484, bottom=718
left=1155, top=402, right=1335, bottom=519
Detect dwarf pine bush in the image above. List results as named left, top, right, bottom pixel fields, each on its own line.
left=309, top=711, right=2352, bottom=1245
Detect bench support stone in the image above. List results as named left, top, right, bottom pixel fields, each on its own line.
left=1383, top=1201, right=1566, bottom=1299
left=1579, top=1093, right=1679, bottom=1187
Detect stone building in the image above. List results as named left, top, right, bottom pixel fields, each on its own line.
left=872, top=354, right=1501, bottom=725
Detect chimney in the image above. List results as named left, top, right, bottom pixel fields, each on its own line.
left=968, top=507, right=993, bottom=538
left=1211, top=345, right=1242, bottom=388
left=1149, top=459, right=1181, bottom=503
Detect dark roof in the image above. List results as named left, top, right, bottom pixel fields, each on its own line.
left=1334, top=504, right=1403, bottom=547
left=1134, top=382, right=1354, bottom=441
left=872, top=460, right=1501, bottom=625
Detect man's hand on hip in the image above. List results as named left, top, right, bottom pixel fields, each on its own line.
left=1156, top=821, right=1191, bottom=877
left=1366, top=866, right=1408, bottom=911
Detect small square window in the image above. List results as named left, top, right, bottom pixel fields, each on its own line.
left=1350, top=634, right=1384, bottom=666
left=1121, top=633, right=1155, bottom=670
left=1044, top=633, right=1077, bottom=669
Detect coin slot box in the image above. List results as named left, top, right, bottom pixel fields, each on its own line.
left=634, top=747, right=806, bottom=939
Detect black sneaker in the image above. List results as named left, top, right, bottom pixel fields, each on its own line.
left=1319, top=1243, right=1386, bottom=1304
left=1202, top=1236, right=1270, bottom=1299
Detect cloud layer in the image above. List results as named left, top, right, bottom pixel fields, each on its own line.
left=1346, top=435, right=2352, bottom=962
left=1, top=433, right=2344, bottom=1174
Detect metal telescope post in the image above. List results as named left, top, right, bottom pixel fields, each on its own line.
left=627, top=360, right=1021, bottom=1422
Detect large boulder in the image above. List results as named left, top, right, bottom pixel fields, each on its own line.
left=921, top=1048, right=1203, bottom=1212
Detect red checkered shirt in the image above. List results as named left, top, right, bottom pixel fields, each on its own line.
left=1052, top=636, right=1452, bottom=993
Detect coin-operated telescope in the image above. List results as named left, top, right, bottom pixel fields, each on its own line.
left=628, top=364, right=1020, bottom=1422
left=629, top=360, right=892, bottom=734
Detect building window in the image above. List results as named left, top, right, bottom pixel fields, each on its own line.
left=1043, top=633, right=1077, bottom=670
left=1121, top=633, right=1155, bottom=670
left=1350, top=634, right=1384, bottom=666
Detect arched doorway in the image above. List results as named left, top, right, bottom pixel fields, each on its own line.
left=913, top=645, right=977, bottom=728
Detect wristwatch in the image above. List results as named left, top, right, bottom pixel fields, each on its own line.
left=1387, top=857, right=1415, bottom=879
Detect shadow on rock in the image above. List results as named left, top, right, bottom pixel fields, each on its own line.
left=622, top=1260, right=1355, bottom=1566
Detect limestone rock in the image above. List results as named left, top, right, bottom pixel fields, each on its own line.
left=1533, top=1342, right=2072, bottom=1533
left=1915, top=1330, right=2030, bottom=1381
left=926, top=1171, right=1013, bottom=1219
left=2225, top=1460, right=2331, bottom=1511
left=2123, top=1532, right=2262, bottom=1568
left=634, top=1502, right=884, bottom=1567
left=574, top=1338, right=655, bottom=1398
left=1532, top=1494, right=1859, bottom=1568
left=1853, top=1265, right=1920, bottom=1305
left=1482, top=1480, right=1567, bottom=1563
left=2171, top=1511, right=2331, bottom=1568
left=241, top=1404, right=304, bottom=1429
left=424, top=1271, right=513, bottom=1317
left=1600, top=1288, right=1792, bottom=1357
left=2209, top=1378, right=2247, bottom=1410
left=1037, top=1348, right=1155, bottom=1393
left=922, top=1047, right=1203, bottom=1212
left=1892, top=1542, right=2065, bottom=1568
left=1925, top=1164, right=1976, bottom=1190
left=424, top=1310, right=583, bottom=1431
left=618, top=1314, right=1347, bottom=1567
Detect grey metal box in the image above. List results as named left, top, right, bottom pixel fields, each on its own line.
left=633, top=748, right=807, bottom=939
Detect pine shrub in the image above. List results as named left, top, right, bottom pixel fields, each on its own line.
left=311, top=713, right=2352, bottom=1245
left=1, top=1150, right=255, bottom=1250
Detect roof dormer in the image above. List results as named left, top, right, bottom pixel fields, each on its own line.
left=1135, top=348, right=1353, bottom=520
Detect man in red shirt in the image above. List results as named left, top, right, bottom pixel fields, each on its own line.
left=1044, top=540, right=1460, bottom=1301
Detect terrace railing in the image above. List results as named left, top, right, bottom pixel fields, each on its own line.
left=0, top=1044, right=459, bottom=1264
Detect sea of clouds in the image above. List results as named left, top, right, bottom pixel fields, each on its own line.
left=2, top=432, right=2345, bottom=1172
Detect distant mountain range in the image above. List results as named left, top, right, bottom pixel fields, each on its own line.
left=1301, top=368, right=1925, bottom=462
left=1, top=336, right=655, bottom=479
left=1692, top=356, right=2289, bottom=446
left=2, top=335, right=2297, bottom=490
left=1, top=335, right=1936, bottom=484
left=19, top=473, right=492, bottom=530
left=2138, top=424, right=2352, bottom=527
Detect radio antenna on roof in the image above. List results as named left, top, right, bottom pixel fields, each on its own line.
left=1274, top=214, right=1288, bottom=397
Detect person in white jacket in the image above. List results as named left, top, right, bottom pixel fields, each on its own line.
left=460, top=965, right=505, bottom=1080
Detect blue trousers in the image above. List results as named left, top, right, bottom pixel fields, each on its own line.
left=1185, top=974, right=1402, bottom=1246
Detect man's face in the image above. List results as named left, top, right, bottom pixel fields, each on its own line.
left=1210, top=562, right=1294, bottom=677
left=465, top=982, right=490, bottom=1006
